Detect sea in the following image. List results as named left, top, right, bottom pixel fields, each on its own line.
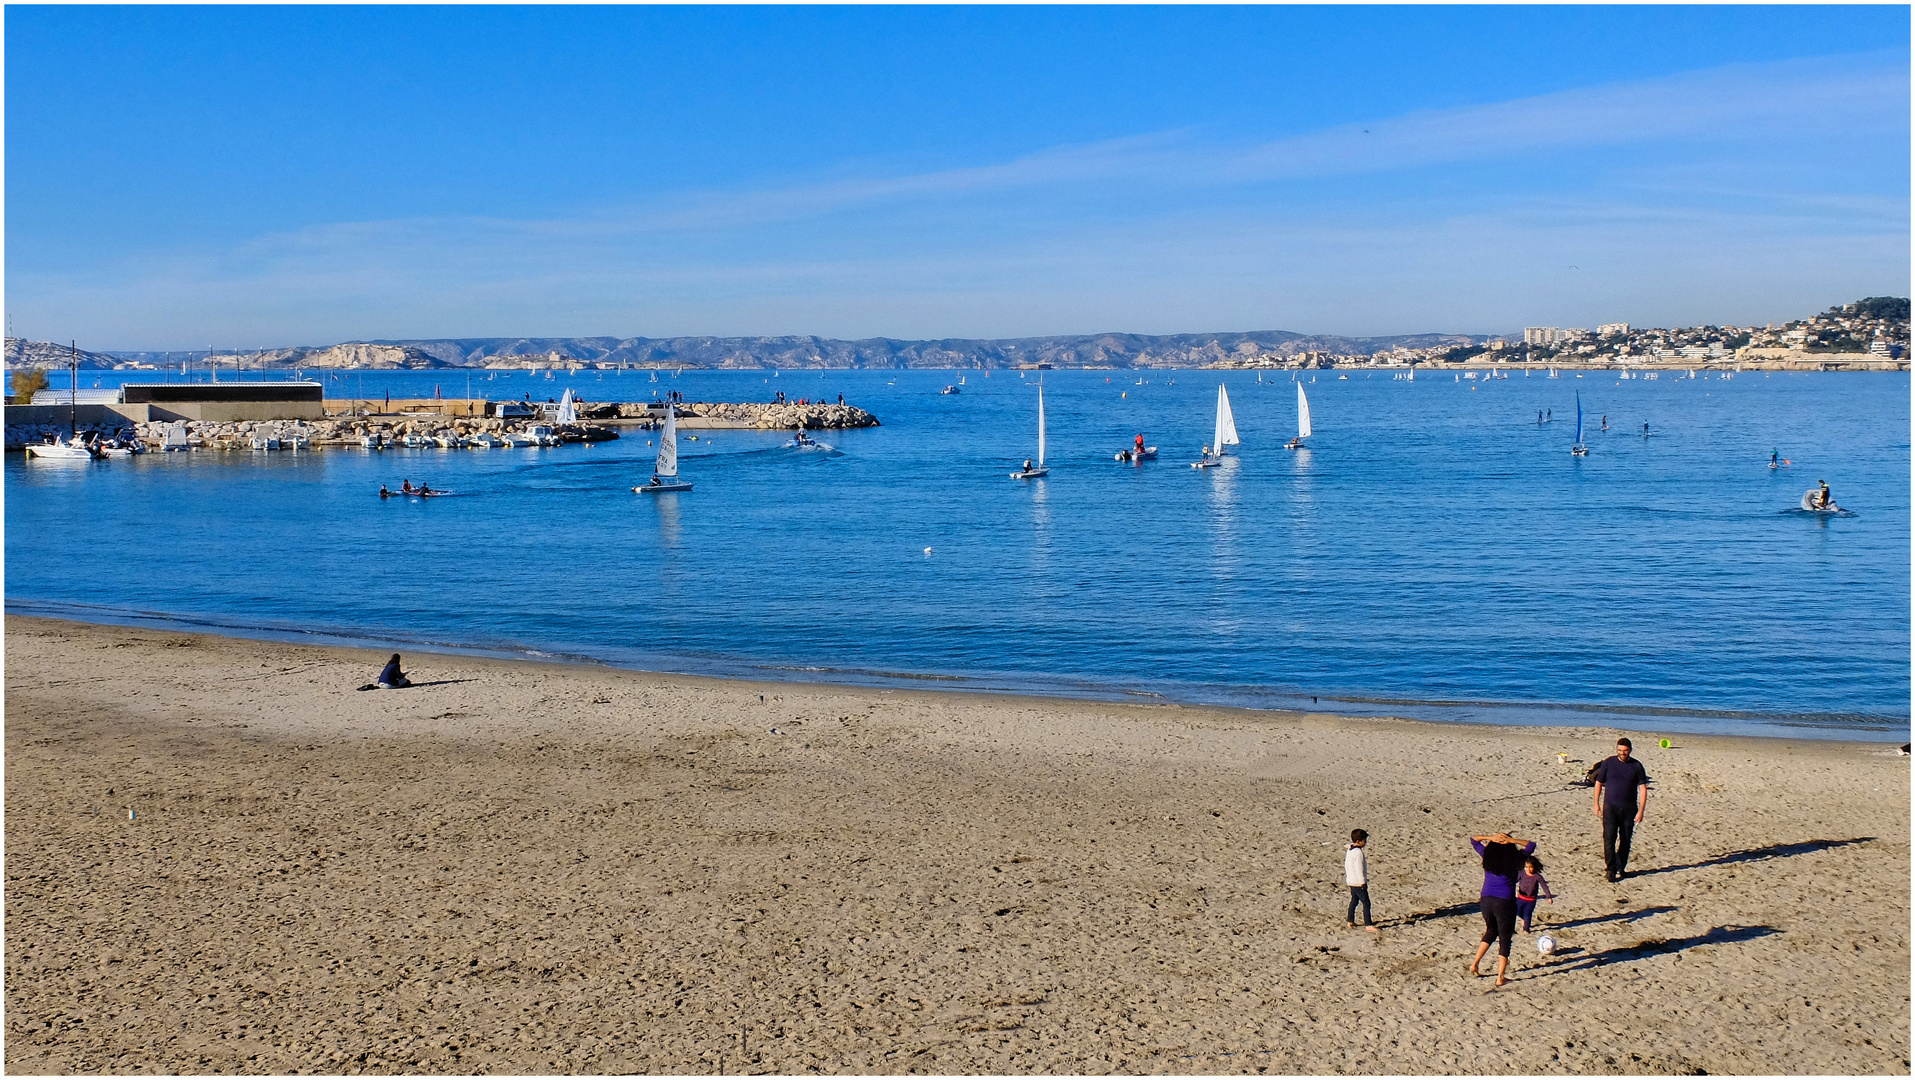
left=6, top=365, right=1909, bottom=741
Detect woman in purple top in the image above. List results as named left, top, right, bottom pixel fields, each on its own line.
left=1468, top=831, right=1535, bottom=987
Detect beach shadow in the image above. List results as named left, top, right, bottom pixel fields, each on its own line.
left=1522, top=925, right=1779, bottom=980
left=1391, top=901, right=1480, bottom=927
left=1543, top=904, right=1677, bottom=931
left=1630, top=837, right=1874, bottom=879
left=353, top=679, right=476, bottom=691
left=1476, top=783, right=1585, bottom=804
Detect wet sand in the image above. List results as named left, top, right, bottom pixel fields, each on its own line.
left=4, top=615, right=1908, bottom=1074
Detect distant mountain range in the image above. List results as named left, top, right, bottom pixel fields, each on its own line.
left=6, top=331, right=1492, bottom=371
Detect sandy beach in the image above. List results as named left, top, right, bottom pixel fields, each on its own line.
left=4, top=615, right=1907, bottom=1074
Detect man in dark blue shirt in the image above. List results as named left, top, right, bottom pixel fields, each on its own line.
left=1593, top=738, right=1649, bottom=881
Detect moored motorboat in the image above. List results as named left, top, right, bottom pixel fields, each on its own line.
left=26, top=438, right=96, bottom=460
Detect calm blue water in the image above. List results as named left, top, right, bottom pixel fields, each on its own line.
left=8, top=367, right=1909, bottom=739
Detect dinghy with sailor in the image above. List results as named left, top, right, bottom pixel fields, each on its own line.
left=635, top=404, right=694, bottom=493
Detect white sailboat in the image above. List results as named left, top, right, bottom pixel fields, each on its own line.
left=635, top=404, right=693, bottom=492
left=1286, top=383, right=1313, bottom=450
left=1011, top=383, right=1049, bottom=478
left=1192, top=384, right=1239, bottom=467
left=1571, top=392, right=1588, bottom=456
left=555, top=388, right=578, bottom=424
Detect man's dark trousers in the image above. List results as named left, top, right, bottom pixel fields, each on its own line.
left=1602, top=802, right=1636, bottom=876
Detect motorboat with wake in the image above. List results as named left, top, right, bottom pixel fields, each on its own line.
left=1193, top=383, right=1240, bottom=467
left=636, top=403, right=693, bottom=493
left=1011, top=382, right=1049, bottom=479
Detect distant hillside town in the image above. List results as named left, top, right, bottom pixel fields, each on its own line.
left=7, top=297, right=1906, bottom=373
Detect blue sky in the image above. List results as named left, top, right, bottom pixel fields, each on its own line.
left=6, top=6, right=1909, bottom=348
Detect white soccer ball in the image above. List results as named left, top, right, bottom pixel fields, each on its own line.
left=1536, top=934, right=1557, bottom=956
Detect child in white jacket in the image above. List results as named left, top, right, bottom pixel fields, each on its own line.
left=1346, top=829, right=1378, bottom=932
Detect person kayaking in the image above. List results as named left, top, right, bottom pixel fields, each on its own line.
left=401, top=479, right=414, bottom=494
left=379, top=485, right=392, bottom=499
left=417, top=482, right=435, bottom=496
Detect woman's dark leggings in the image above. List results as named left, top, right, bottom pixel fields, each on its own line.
left=1480, top=895, right=1517, bottom=957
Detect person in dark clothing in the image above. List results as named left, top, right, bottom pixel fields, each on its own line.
left=376, top=653, right=410, bottom=689
left=1592, top=738, right=1649, bottom=880
left=1468, top=832, right=1535, bottom=987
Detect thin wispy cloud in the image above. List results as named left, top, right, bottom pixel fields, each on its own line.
left=13, top=51, right=1906, bottom=346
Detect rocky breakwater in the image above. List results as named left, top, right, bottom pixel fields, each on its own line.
left=644, top=401, right=879, bottom=430
left=28, top=417, right=620, bottom=451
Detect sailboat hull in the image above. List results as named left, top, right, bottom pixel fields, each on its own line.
left=1010, top=468, right=1049, bottom=479
left=635, top=481, right=694, bottom=493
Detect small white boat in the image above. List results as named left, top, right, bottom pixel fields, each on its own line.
left=1010, top=383, right=1049, bottom=479
left=26, top=438, right=96, bottom=460
left=1286, top=383, right=1312, bottom=450
left=433, top=431, right=461, bottom=448
left=1801, top=488, right=1843, bottom=513
left=284, top=425, right=312, bottom=450
left=400, top=432, right=431, bottom=449
left=940, top=384, right=961, bottom=395
left=361, top=432, right=386, bottom=449
left=1192, top=383, right=1239, bottom=467
left=504, top=425, right=559, bottom=447
left=636, top=402, right=693, bottom=493
left=465, top=431, right=506, bottom=448
left=249, top=425, right=282, bottom=451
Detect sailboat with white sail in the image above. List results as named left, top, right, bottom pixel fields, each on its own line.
left=634, top=404, right=693, bottom=492
left=554, top=388, right=578, bottom=425
left=1571, top=392, right=1588, bottom=456
left=1192, top=384, right=1239, bottom=468
left=1286, top=383, right=1313, bottom=450
left=1010, top=383, right=1049, bottom=478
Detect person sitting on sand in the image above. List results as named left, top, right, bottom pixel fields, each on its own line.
left=376, top=653, right=410, bottom=689
left=1469, top=831, right=1534, bottom=987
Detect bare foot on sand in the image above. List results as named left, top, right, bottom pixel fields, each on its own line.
left=1365, top=925, right=1379, bottom=933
